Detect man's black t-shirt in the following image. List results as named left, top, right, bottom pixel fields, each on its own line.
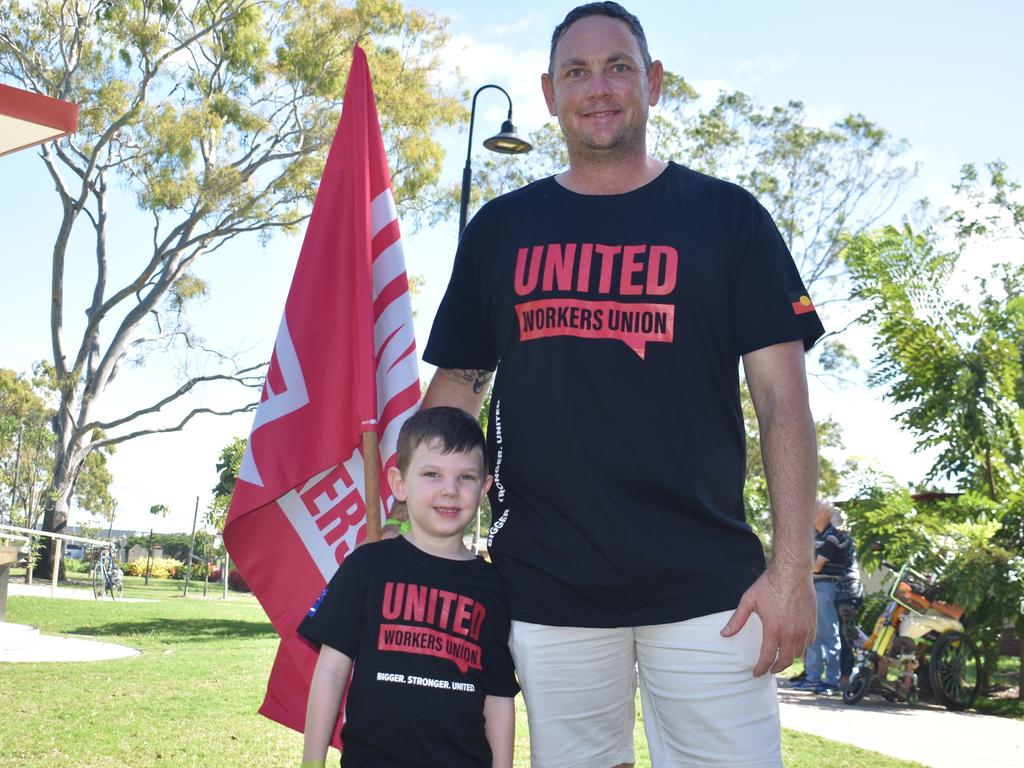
left=298, top=537, right=519, bottom=768
left=816, top=524, right=861, bottom=591
left=424, top=162, right=825, bottom=627
left=814, top=524, right=846, bottom=579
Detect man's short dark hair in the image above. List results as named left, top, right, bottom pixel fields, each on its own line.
left=395, top=407, right=487, bottom=474
left=548, top=2, right=652, bottom=76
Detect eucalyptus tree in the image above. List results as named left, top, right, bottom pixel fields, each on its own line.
left=1, top=364, right=115, bottom=528
left=0, top=0, right=461, bottom=576
left=0, top=367, right=53, bottom=529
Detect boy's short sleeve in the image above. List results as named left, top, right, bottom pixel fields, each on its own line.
left=297, top=552, right=365, bottom=659
left=732, top=196, right=825, bottom=355
left=480, top=582, right=520, bottom=698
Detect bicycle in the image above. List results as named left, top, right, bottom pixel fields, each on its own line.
left=91, top=547, right=124, bottom=600
left=841, top=562, right=981, bottom=711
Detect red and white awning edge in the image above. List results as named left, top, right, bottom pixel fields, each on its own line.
left=0, top=83, right=79, bottom=158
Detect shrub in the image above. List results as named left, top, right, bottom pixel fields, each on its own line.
left=122, top=533, right=209, bottom=563
left=206, top=567, right=250, bottom=592
left=228, top=569, right=250, bottom=593
left=171, top=562, right=211, bottom=581
left=125, top=556, right=183, bottom=579
left=63, top=557, right=91, bottom=574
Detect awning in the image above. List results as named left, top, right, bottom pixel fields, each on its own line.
left=0, top=83, right=79, bottom=157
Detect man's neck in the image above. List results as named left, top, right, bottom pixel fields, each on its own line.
left=556, top=153, right=667, bottom=195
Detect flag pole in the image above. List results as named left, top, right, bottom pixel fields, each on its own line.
left=223, top=46, right=421, bottom=738
left=362, top=430, right=381, bottom=542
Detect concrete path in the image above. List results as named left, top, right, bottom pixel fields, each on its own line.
left=6, top=581, right=154, bottom=602
left=1, top=581, right=149, bottom=662
left=0, top=621, right=140, bottom=662
left=778, top=685, right=1024, bottom=768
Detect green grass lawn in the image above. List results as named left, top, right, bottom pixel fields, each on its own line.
left=974, top=655, right=1024, bottom=720
left=1, top=580, right=929, bottom=768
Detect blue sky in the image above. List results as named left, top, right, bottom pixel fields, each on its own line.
left=1, top=0, right=1022, bottom=533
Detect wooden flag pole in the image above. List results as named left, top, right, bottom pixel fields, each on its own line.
left=362, top=429, right=381, bottom=542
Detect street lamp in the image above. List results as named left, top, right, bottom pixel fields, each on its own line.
left=459, top=84, right=532, bottom=238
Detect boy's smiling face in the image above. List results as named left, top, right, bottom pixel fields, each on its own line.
left=388, top=438, right=491, bottom=549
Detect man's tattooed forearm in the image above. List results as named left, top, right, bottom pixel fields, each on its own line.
left=445, top=368, right=494, bottom=394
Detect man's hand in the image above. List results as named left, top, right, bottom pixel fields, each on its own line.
left=735, top=340, right=817, bottom=675
left=720, top=565, right=815, bottom=676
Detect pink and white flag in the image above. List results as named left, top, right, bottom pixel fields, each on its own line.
left=224, top=45, right=420, bottom=743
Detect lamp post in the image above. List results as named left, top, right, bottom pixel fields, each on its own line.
left=458, top=84, right=532, bottom=238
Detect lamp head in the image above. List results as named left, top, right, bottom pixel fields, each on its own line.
left=483, top=120, right=532, bottom=154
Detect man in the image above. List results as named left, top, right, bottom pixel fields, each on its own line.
left=796, top=500, right=852, bottom=696
left=830, top=506, right=864, bottom=689
left=416, top=3, right=823, bottom=766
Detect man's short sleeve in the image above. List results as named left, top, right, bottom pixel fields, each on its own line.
left=297, top=552, right=364, bottom=659
left=733, top=197, right=825, bottom=355
left=817, top=535, right=841, bottom=564
left=423, top=213, right=499, bottom=371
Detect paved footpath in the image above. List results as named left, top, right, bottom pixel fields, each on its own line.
left=1, top=582, right=153, bottom=662
left=778, top=685, right=1024, bottom=768
left=6, top=581, right=155, bottom=602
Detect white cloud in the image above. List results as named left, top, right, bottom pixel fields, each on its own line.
left=686, top=77, right=735, bottom=110
left=733, top=53, right=799, bottom=81
left=801, top=103, right=845, bottom=129
left=483, top=12, right=550, bottom=39
left=440, top=33, right=553, bottom=131
left=810, top=375, right=945, bottom=495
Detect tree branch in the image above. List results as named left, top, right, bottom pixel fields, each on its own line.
left=87, top=401, right=260, bottom=452
left=81, top=365, right=266, bottom=434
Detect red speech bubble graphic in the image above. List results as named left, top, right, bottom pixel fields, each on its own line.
left=515, top=298, right=674, bottom=359
left=378, top=624, right=482, bottom=674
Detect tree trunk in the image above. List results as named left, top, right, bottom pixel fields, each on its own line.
left=36, top=442, right=76, bottom=581
left=984, top=450, right=997, bottom=501
left=1018, top=624, right=1024, bottom=701
left=37, top=500, right=70, bottom=581
left=980, top=641, right=1000, bottom=695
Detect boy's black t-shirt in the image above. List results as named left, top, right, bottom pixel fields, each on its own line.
left=424, top=162, right=825, bottom=628
left=298, top=537, right=519, bottom=768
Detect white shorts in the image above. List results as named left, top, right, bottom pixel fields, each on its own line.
left=508, top=610, right=781, bottom=768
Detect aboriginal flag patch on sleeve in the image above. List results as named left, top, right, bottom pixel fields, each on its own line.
left=789, top=292, right=816, bottom=316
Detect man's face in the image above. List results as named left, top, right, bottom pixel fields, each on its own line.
left=815, top=502, right=832, bottom=530
left=542, top=15, right=662, bottom=161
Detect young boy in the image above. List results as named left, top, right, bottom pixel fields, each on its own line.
left=299, top=407, right=518, bottom=768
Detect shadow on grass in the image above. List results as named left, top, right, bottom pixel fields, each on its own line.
left=66, top=617, right=278, bottom=643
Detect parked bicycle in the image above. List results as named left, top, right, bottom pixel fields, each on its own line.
left=841, top=562, right=981, bottom=711
left=91, top=547, right=124, bottom=600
